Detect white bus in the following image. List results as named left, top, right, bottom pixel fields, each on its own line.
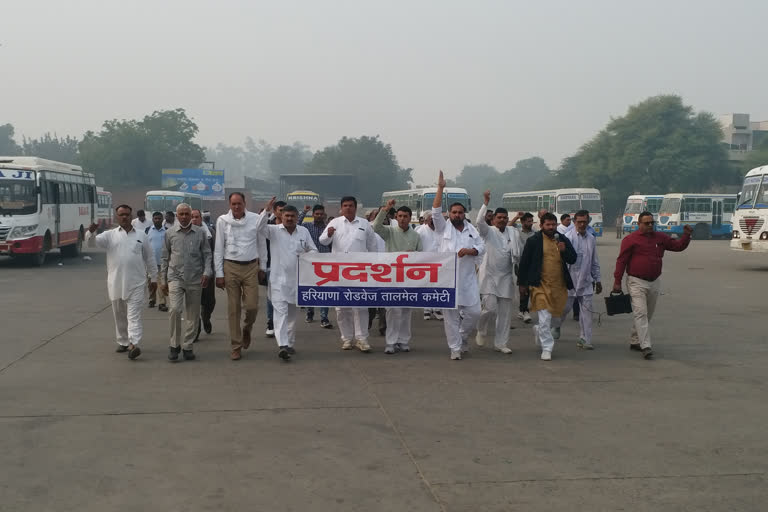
left=0, top=156, right=96, bottom=265
left=381, top=187, right=472, bottom=223
left=96, top=187, right=113, bottom=232
left=501, top=188, right=604, bottom=236
left=622, top=195, right=663, bottom=233
left=145, top=190, right=203, bottom=215
left=657, top=193, right=736, bottom=239
left=731, top=165, right=768, bottom=252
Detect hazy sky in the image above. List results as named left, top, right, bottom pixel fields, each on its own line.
left=3, top=0, right=767, bottom=184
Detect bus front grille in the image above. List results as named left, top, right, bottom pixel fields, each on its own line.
left=739, top=217, right=764, bottom=235
left=0, top=226, right=10, bottom=242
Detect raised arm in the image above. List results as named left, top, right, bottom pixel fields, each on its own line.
left=431, top=170, right=447, bottom=234
left=662, top=227, right=692, bottom=252
left=319, top=219, right=335, bottom=246
left=475, top=190, right=491, bottom=238
left=85, top=224, right=111, bottom=249
left=372, top=201, right=392, bottom=241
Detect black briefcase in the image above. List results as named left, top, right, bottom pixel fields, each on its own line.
left=604, top=291, right=632, bottom=316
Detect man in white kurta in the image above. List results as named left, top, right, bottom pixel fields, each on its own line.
left=416, top=211, right=444, bottom=321
left=475, top=191, right=523, bottom=354
left=560, top=210, right=602, bottom=349
left=87, top=205, right=157, bottom=360
left=258, top=205, right=317, bottom=361
left=319, top=196, right=379, bottom=352
left=431, top=171, right=486, bottom=360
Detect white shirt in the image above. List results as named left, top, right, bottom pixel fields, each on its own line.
left=374, top=232, right=385, bottom=253
left=431, top=206, right=485, bottom=307
left=416, top=223, right=440, bottom=252
left=86, top=226, right=157, bottom=301
left=319, top=216, right=378, bottom=253
left=131, top=217, right=152, bottom=232
left=557, top=223, right=570, bottom=235
left=260, top=224, right=317, bottom=303
left=214, top=209, right=269, bottom=278
left=476, top=204, right=523, bottom=298
left=565, top=228, right=601, bottom=296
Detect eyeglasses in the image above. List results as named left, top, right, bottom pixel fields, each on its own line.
left=640, top=221, right=655, bottom=226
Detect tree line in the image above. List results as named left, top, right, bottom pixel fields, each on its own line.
left=1, top=94, right=761, bottom=215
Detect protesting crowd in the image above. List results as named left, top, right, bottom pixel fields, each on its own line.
left=86, top=170, right=693, bottom=363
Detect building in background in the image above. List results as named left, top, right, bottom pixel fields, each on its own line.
left=720, top=113, right=768, bottom=162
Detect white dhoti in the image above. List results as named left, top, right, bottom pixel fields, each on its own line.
left=272, top=300, right=298, bottom=348
left=477, top=294, right=514, bottom=349
left=111, top=285, right=147, bottom=347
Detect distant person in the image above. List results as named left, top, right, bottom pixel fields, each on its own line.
left=86, top=205, right=157, bottom=360
left=145, top=211, right=168, bottom=311
left=164, top=211, right=175, bottom=230
left=372, top=199, right=423, bottom=354
left=431, top=171, right=486, bottom=360
left=613, top=212, right=692, bottom=360
left=416, top=211, right=444, bottom=321
left=300, top=204, right=333, bottom=328
left=215, top=193, right=273, bottom=361
left=516, top=212, right=535, bottom=323
left=257, top=205, right=317, bottom=361
left=192, top=209, right=216, bottom=336
left=557, top=213, right=571, bottom=234
left=131, top=209, right=152, bottom=232
left=475, top=190, right=523, bottom=354
left=616, top=215, right=624, bottom=239
left=518, top=212, right=577, bottom=361
left=319, top=196, right=379, bottom=352
left=160, top=203, right=212, bottom=362
left=560, top=210, right=602, bottom=349
left=484, top=208, right=494, bottom=226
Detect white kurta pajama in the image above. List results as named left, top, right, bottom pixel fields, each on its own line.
left=319, top=216, right=379, bottom=344
left=431, top=207, right=486, bottom=353
left=86, top=227, right=157, bottom=347
left=475, top=205, right=523, bottom=350
left=561, top=228, right=601, bottom=343
left=259, top=224, right=317, bottom=349
left=416, top=223, right=441, bottom=317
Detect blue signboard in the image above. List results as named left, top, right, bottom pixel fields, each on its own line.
left=161, top=169, right=225, bottom=200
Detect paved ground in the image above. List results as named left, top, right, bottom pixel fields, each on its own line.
left=1, top=236, right=767, bottom=512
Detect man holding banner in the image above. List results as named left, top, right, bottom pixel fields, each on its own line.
left=319, top=196, right=379, bottom=353
left=372, top=198, right=423, bottom=354
left=432, top=170, right=486, bottom=360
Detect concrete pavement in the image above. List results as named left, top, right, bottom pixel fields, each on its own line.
left=1, top=237, right=767, bottom=511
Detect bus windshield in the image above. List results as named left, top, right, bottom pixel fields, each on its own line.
left=646, top=198, right=663, bottom=213
left=581, top=196, right=602, bottom=213
left=0, top=179, right=38, bottom=215
left=147, top=194, right=184, bottom=213
left=738, top=175, right=764, bottom=209
left=624, top=200, right=643, bottom=214
left=447, top=193, right=470, bottom=210
left=556, top=194, right=580, bottom=214
left=660, top=197, right=681, bottom=213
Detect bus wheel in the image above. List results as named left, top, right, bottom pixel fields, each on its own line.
left=29, top=234, right=51, bottom=267
left=61, top=229, right=83, bottom=257
left=693, top=224, right=710, bottom=240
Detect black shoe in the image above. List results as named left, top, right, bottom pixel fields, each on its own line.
left=168, top=346, right=180, bottom=361
left=203, top=317, right=212, bottom=334
left=182, top=349, right=196, bottom=361
left=320, top=319, right=333, bottom=329
left=148, top=300, right=156, bottom=308
left=286, top=346, right=296, bottom=355
left=158, top=304, right=168, bottom=312
left=629, top=344, right=642, bottom=351
left=278, top=347, right=291, bottom=361
left=642, top=347, right=654, bottom=360
left=573, top=313, right=580, bottom=321
left=379, top=327, right=386, bottom=336
left=128, top=345, right=141, bottom=360
left=115, top=345, right=128, bottom=353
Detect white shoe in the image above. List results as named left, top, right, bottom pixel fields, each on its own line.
left=356, top=340, right=371, bottom=353
left=450, top=351, right=462, bottom=360
left=533, top=325, right=541, bottom=347
left=265, top=328, right=275, bottom=338
left=384, top=345, right=396, bottom=354
left=494, top=347, right=513, bottom=354
left=341, top=340, right=353, bottom=350
left=541, top=350, right=552, bottom=361
left=423, top=312, right=431, bottom=320
left=398, top=343, right=410, bottom=353
left=522, top=311, right=532, bottom=324
left=551, top=327, right=561, bottom=340
left=517, top=312, right=525, bottom=321
left=475, top=333, right=486, bottom=347
left=433, top=311, right=444, bottom=321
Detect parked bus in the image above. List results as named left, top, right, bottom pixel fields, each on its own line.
left=144, top=190, right=203, bottom=215
left=731, top=165, right=768, bottom=252
left=622, top=195, right=663, bottom=233
left=657, top=193, right=736, bottom=239
left=286, top=190, right=320, bottom=223
left=381, top=187, right=472, bottom=224
left=501, top=188, right=604, bottom=236
left=0, top=156, right=96, bottom=265
left=96, top=187, right=113, bottom=232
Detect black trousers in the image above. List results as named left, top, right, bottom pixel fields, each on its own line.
left=201, top=279, right=216, bottom=320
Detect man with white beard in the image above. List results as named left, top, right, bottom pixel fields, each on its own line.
left=430, top=170, right=485, bottom=360
left=475, top=190, right=523, bottom=354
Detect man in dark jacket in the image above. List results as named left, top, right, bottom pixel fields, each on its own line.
left=518, top=212, right=577, bottom=360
